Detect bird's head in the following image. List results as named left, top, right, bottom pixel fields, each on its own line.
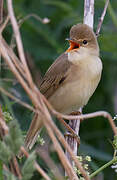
left=66, top=24, right=99, bottom=59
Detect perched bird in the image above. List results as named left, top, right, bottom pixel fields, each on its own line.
left=25, top=23, right=102, bottom=150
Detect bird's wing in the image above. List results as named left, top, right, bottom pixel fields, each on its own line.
left=40, top=53, right=72, bottom=98
left=21, top=53, right=72, bottom=152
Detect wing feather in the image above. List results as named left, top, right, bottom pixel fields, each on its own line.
left=40, top=53, right=72, bottom=98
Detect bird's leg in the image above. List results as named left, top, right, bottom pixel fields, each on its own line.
left=64, top=111, right=82, bottom=146
left=57, top=111, right=81, bottom=145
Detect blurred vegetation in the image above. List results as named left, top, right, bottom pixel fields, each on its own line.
left=1, top=0, right=117, bottom=179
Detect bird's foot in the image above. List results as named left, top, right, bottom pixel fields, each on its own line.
left=64, top=132, right=80, bottom=145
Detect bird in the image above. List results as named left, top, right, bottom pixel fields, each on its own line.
left=25, top=23, right=102, bottom=150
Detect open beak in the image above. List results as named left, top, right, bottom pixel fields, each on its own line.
left=66, top=38, right=80, bottom=52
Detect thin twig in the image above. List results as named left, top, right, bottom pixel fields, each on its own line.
left=0, top=106, right=9, bottom=135
left=0, top=0, right=3, bottom=24
left=0, top=38, right=39, bottom=109
left=96, top=0, right=109, bottom=36
left=1, top=37, right=26, bottom=76
left=0, top=16, right=9, bottom=33
left=18, top=14, right=50, bottom=26
left=12, top=157, right=22, bottom=179
left=43, top=96, right=117, bottom=136
left=7, top=0, right=34, bottom=89
left=61, top=111, right=117, bottom=136
left=0, top=78, right=15, bottom=82
left=0, top=87, right=35, bottom=112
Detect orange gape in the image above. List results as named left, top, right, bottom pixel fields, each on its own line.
left=66, top=41, right=80, bottom=52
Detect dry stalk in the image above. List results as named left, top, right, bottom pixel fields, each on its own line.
left=7, top=0, right=34, bottom=89
left=10, top=157, right=22, bottom=179
left=0, top=15, right=9, bottom=33
left=96, top=0, right=109, bottom=36
left=0, top=105, right=9, bottom=135
left=0, top=0, right=3, bottom=24
left=18, top=13, right=50, bottom=26
left=58, top=111, right=117, bottom=136
left=43, top=98, right=117, bottom=136
left=0, top=87, right=35, bottom=112
left=84, top=0, right=94, bottom=28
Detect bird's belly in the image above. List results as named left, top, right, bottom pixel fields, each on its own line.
left=48, top=77, right=99, bottom=114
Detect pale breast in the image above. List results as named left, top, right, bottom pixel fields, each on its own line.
left=48, top=56, right=102, bottom=114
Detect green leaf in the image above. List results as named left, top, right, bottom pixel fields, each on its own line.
left=22, top=152, right=36, bottom=180
left=0, top=141, right=12, bottom=164
left=4, top=120, right=23, bottom=155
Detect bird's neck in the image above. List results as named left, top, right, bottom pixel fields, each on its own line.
left=67, top=47, right=99, bottom=65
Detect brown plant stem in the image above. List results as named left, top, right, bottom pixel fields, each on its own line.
left=10, top=157, right=22, bottom=179
left=7, top=0, right=34, bottom=89
left=96, top=0, right=109, bottom=36
left=0, top=0, right=3, bottom=24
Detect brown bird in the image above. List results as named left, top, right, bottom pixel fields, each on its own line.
left=25, top=23, right=102, bottom=150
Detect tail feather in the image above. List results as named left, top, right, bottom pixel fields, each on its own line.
left=25, top=113, right=43, bottom=150
left=18, top=113, right=42, bottom=158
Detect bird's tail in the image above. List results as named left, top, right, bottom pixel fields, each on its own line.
left=25, top=113, right=43, bottom=150
left=18, top=113, right=42, bottom=158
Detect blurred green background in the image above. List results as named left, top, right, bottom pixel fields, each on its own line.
left=1, top=0, right=117, bottom=179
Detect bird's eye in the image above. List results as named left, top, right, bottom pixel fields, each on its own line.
left=83, top=40, right=88, bottom=45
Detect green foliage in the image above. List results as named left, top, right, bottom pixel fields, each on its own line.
left=0, top=111, right=36, bottom=180
left=22, top=152, right=36, bottom=180
left=0, top=119, right=23, bottom=164
left=5, top=120, right=23, bottom=155
left=3, top=171, right=17, bottom=180
left=113, top=135, right=117, bottom=151
left=0, top=140, right=13, bottom=164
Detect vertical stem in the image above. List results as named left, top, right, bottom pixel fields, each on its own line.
left=0, top=0, right=3, bottom=24
left=65, top=119, right=80, bottom=165
left=84, top=0, right=94, bottom=28
left=65, top=0, right=94, bottom=177
left=65, top=109, right=81, bottom=179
